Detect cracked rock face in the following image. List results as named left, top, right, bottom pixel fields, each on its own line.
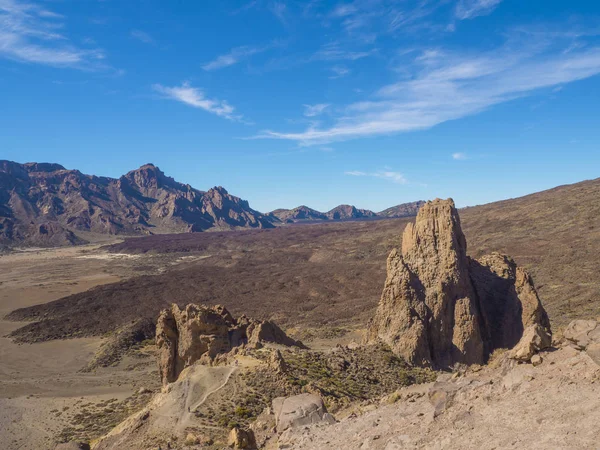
left=367, top=198, right=551, bottom=368
left=156, top=303, right=300, bottom=385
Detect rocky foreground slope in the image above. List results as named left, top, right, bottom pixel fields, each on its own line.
left=277, top=335, right=600, bottom=449
left=0, top=161, right=274, bottom=246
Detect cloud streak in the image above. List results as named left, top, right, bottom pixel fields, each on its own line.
left=203, top=45, right=266, bottom=71
left=455, top=0, right=503, bottom=20
left=153, top=82, right=240, bottom=120
left=345, top=170, right=408, bottom=184
left=303, top=103, right=329, bottom=117
left=131, top=29, right=154, bottom=44
left=0, top=0, right=105, bottom=68
left=253, top=34, right=600, bottom=145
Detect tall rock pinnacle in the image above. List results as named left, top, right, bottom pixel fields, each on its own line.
left=367, top=198, right=550, bottom=368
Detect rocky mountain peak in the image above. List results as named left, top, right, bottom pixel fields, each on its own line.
left=367, top=198, right=550, bottom=368
left=122, top=163, right=171, bottom=191
left=23, top=162, right=67, bottom=173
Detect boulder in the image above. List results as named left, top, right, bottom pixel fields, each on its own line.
left=272, top=393, right=336, bottom=432
left=367, top=199, right=551, bottom=368
left=508, top=324, right=552, bottom=362
left=531, top=354, right=543, bottom=366
left=228, top=427, right=257, bottom=449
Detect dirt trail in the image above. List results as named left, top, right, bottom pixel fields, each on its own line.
left=189, top=366, right=236, bottom=413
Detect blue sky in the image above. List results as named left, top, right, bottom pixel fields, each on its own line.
left=1, top=0, right=599, bottom=213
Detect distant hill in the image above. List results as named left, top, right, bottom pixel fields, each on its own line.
left=268, top=201, right=422, bottom=223
left=326, top=204, right=377, bottom=220
left=268, top=206, right=328, bottom=223
left=0, top=160, right=274, bottom=247
left=377, top=201, right=426, bottom=218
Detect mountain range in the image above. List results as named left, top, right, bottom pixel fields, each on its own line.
left=0, top=161, right=423, bottom=247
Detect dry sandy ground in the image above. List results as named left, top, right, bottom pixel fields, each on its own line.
left=278, top=346, right=600, bottom=449
left=0, top=244, right=187, bottom=450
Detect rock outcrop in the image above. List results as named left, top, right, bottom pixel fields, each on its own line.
left=272, top=393, right=336, bottom=432
left=367, top=198, right=551, bottom=368
left=156, top=303, right=300, bottom=385
left=228, top=427, right=257, bottom=449
left=508, top=324, right=552, bottom=362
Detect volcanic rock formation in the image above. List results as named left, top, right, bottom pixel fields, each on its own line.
left=156, top=303, right=300, bottom=385
left=367, top=198, right=550, bottom=368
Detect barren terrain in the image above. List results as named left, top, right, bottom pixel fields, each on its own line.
left=0, top=244, right=204, bottom=449
left=1, top=177, right=598, bottom=448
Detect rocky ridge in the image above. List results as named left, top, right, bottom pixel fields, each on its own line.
left=268, top=201, right=423, bottom=223
left=377, top=200, right=426, bottom=218
left=367, top=198, right=551, bottom=368
left=0, top=161, right=274, bottom=247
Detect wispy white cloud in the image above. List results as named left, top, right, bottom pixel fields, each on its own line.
left=202, top=44, right=274, bottom=71
left=345, top=170, right=408, bottom=184
left=131, top=29, right=153, bottom=44
left=313, top=41, right=376, bottom=61
left=330, top=65, right=350, bottom=78
left=324, top=0, right=445, bottom=39
left=231, top=1, right=258, bottom=15
left=253, top=33, right=600, bottom=145
left=303, top=103, right=330, bottom=117
left=452, top=152, right=468, bottom=160
left=330, top=4, right=358, bottom=18
left=455, top=0, right=502, bottom=20
left=153, top=82, right=240, bottom=121
left=0, top=0, right=106, bottom=68
left=269, top=1, right=287, bottom=24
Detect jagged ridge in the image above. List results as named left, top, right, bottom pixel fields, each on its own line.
left=0, top=160, right=274, bottom=246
